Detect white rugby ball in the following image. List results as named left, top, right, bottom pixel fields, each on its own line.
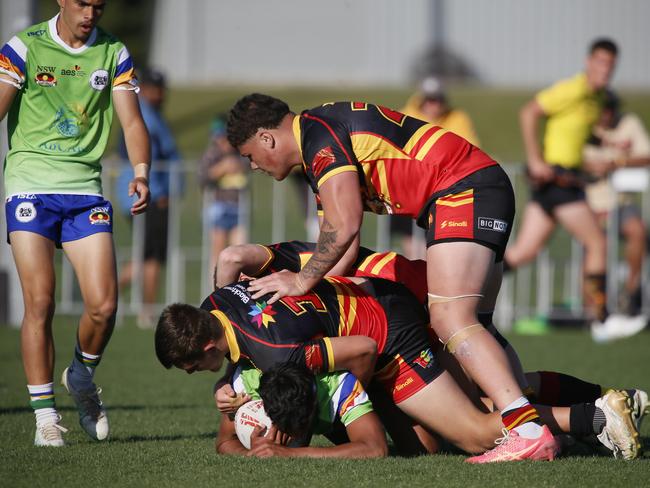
left=234, top=399, right=272, bottom=449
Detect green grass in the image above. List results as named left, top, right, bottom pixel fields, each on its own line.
left=1, top=321, right=649, bottom=487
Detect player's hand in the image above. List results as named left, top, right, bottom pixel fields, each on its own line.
left=527, top=158, right=554, bottom=185
left=128, top=177, right=150, bottom=215
left=215, top=384, right=250, bottom=413
left=248, top=270, right=307, bottom=304
left=248, top=425, right=291, bottom=458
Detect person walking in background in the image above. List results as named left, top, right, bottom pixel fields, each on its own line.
left=395, top=76, right=482, bottom=258
left=0, top=0, right=150, bottom=446
left=198, top=115, right=249, bottom=276
left=503, top=38, right=645, bottom=337
left=583, top=90, right=650, bottom=334
left=116, top=68, right=181, bottom=329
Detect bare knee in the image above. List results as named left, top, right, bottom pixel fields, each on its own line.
left=85, top=298, right=117, bottom=325
left=23, top=293, right=56, bottom=324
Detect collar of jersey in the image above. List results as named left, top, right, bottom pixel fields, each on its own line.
left=49, top=15, right=98, bottom=54
left=291, top=115, right=306, bottom=170
left=209, top=309, right=240, bottom=362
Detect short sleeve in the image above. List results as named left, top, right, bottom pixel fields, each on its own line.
left=333, top=373, right=373, bottom=426
left=0, top=36, right=27, bottom=89
left=536, top=76, right=583, bottom=116
left=112, top=44, right=138, bottom=91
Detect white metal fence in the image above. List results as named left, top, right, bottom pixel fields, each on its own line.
left=43, top=161, right=650, bottom=328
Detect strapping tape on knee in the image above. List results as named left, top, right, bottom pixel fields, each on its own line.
left=428, top=293, right=483, bottom=306
left=441, top=323, right=483, bottom=353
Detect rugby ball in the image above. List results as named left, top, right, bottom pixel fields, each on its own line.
left=234, top=399, right=272, bottom=449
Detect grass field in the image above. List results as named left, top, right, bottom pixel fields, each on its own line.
left=1, top=320, right=649, bottom=487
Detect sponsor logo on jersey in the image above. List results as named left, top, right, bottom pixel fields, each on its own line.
left=223, top=284, right=250, bottom=304
left=413, top=348, right=434, bottom=369
left=304, top=344, right=324, bottom=373
left=28, top=29, right=47, bottom=37
left=50, top=107, right=86, bottom=138
left=440, top=219, right=468, bottom=229
left=36, top=65, right=56, bottom=73
left=15, top=202, right=37, bottom=223
left=39, top=142, right=85, bottom=153
left=15, top=193, right=37, bottom=200
left=248, top=301, right=276, bottom=328
left=477, top=217, right=508, bottom=233
left=89, top=207, right=111, bottom=225
left=89, top=69, right=109, bottom=90
left=60, top=65, right=87, bottom=77
left=35, top=72, right=57, bottom=87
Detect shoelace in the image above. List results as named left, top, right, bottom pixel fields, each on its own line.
left=479, top=428, right=513, bottom=456
left=77, top=387, right=104, bottom=419
left=39, top=416, right=69, bottom=441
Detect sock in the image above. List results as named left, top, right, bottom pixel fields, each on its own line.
left=477, top=311, right=511, bottom=349
left=67, top=342, right=101, bottom=390
left=536, top=371, right=602, bottom=406
left=569, top=402, right=605, bottom=436
left=28, top=383, right=58, bottom=426
left=501, top=397, right=543, bottom=438
left=584, top=274, right=608, bottom=322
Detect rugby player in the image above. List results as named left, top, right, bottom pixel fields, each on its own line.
left=216, top=362, right=389, bottom=458
left=155, top=277, right=643, bottom=461
left=0, top=0, right=150, bottom=446
left=225, top=94, right=547, bottom=461
left=214, top=240, right=649, bottom=419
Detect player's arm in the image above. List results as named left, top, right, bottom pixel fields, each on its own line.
left=113, top=88, right=151, bottom=215
left=320, top=213, right=361, bottom=277
left=249, top=411, right=387, bottom=459
left=215, top=412, right=249, bottom=455
left=520, top=98, right=554, bottom=183
left=294, top=336, right=377, bottom=388
left=0, top=75, right=18, bottom=121
left=248, top=171, right=363, bottom=303
left=215, top=244, right=274, bottom=289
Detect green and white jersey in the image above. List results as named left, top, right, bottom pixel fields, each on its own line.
left=0, top=15, right=138, bottom=196
left=232, top=365, right=373, bottom=435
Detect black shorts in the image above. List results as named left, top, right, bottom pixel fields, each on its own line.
left=417, top=165, right=515, bottom=262
left=390, top=215, right=414, bottom=236
left=369, top=279, right=444, bottom=404
left=531, top=172, right=586, bottom=216
left=143, top=203, right=169, bottom=262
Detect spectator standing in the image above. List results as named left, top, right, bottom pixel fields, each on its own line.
left=116, top=68, right=180, bottom=328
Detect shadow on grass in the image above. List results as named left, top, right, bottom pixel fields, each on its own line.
left=0, top=404, right=205, bottom=415
left=109, top=431, right=216, bottom=443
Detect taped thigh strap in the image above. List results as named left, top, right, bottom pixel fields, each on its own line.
left=428, top=293, right=483, bottom=306
left=441, top=323, right=483, bottom=353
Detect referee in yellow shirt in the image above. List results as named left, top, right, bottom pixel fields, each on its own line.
left=504, top=38, right=642, bottom=335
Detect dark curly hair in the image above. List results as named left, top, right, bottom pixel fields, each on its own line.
left=226, top=93, right=291, bottom=148
left=258, top=362, right=318, bottom=438
left=154, top=303, right=222, bottom=369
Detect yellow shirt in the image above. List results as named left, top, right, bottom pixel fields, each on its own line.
left=401, top=96, right=480, bottom=147
left=536, top=73, right=604, bottom=169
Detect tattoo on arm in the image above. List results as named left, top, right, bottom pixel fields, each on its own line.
left=301, top=219, right=348, bottom=280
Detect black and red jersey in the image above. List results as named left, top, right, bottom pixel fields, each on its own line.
left=249, top=241, right=428, bottom=305
left=293, top=102, right=497, bottom=219
left=200, top=276, right=429, bottom=375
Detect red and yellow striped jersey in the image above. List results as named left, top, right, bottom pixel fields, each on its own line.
left=293, top=102, right=497, bottom=218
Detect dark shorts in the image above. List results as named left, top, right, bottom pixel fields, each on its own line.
left=417, top=165, right=515, bottom=262
left=531, top=178, right=586, bottom=216
left=5, top=194, right=113, bottom=247
left=143, top=203, right=169, bottom=262
left=390, top=215, right=414, bottom=236
left=370, top=279, right=444, bottom=404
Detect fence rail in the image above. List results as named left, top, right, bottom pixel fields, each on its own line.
left=31, top=160, right=650, bottom=328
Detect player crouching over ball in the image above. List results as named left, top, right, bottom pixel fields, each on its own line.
left=218, top=362, right=388, bottom=458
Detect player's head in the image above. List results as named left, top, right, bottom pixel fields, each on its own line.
left=155, top=303, right=226, bottom=373
left=138, top=67, right=167, bottom=110
left=418, top=76, right=449, bottom=119
left=57, top=0, right=106, bottom=42
left=586, top=38, right=618, bottom=90
left=227, top=94, right=297, bottom=181
left=258, top=363, right=318, bottom=438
